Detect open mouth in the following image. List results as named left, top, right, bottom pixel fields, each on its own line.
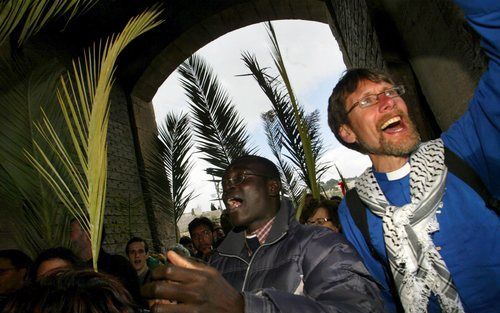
left=227, top=197, right=243, bottom=210
left=380, top=116, right=404, bottom=133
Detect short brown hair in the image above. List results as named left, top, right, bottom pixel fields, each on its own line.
left=328, top=68, right=394, bottom=153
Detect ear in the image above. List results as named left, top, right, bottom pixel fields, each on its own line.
left=268, top=179, right=280, bottom=196
left=339, top=124, right=357, bottom=144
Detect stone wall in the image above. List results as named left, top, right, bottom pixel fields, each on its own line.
left=129, top=95, right=177, bottom=252
left=102, top=86, right=153, bottom=255
left=375, top=0, right=487, bottom=130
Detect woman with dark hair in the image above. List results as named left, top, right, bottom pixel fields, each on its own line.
left=30, top=247, right=82, bottom=280
left=301, top=198, right=341, bottom=233
left=4, top=269, right=138, bottom=313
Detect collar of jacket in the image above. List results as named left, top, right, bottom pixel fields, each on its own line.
left=216, top=199, right=296, bottom=256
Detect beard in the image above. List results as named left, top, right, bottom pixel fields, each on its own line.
left=358, top=111, right=421, bottom=157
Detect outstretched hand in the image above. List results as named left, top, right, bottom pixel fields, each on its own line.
left=142, top=251, right=245, bottom=313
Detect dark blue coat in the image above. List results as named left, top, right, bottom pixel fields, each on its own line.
left=210, top=201, right=384, bottom=313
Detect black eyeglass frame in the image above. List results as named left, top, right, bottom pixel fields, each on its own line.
left=222, top=172, right=274, bottom=188
left=306, top=217, right=333, bottom=226
left=346, top=85, right=405, bottom=115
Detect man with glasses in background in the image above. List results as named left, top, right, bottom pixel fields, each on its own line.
left=327, top=0, right=499, bottom=312
left=188, top=217, right=216, bottom=262
left=143, top=155, right=384, bottom=313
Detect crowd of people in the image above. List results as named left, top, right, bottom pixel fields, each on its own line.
left=0, top=0, right=498, bottom=312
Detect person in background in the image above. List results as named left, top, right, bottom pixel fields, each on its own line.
left=178, top=236, right=196, bottom=257
left=70, top=219, right=141, bottom=304
left=3, top=270, right=137, bottom=313
left=213, top=222, right=226, bottom=247
left=301, top=198, right=341, bottom=233
left=219, top=209, right=234, bottom=236
left=30, top=247, right=82, bottom=280
left=188, top=217, right=216, bottom=261
left=125, top=237, right=151, bottom=287
left=0, top=249, right=32, bottom=311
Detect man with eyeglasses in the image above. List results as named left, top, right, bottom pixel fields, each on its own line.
left=143, top=155, right=384, bottom=312
left=327, top=0, right=499, bottom=312
left=188, top=217, right=216, bottom=261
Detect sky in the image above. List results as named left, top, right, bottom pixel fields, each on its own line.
left=152, top=20, right=371, bottom=212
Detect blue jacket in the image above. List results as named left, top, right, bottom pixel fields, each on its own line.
left=211, top=201, right=385, bottom=313
left=339, top=0, right=500, bottom=312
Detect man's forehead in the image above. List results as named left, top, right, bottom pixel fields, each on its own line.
left=129, top=241, right=145, bottom=249
left=354, top=80, right=392, bottom=96
left=225, top=161, right=263, bottom=176
left=193, top=224, right=211, bottom=233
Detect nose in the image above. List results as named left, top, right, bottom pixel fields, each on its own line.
left=377, top=93, right=396, bottom=113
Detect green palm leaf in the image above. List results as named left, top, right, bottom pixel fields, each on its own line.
left=0, top=0, right=98, bottom=46
left=242, top=22, right=328, bottom=219
left=242, top=52, right=325, bottom=192
left=261, top=110, right=303, bottom=206
left=0, top=57, right=70, bottom=257
left=25, top=6, right=163, bottom=270
left=148, top=112, right=196, bottom=240
left=178, top=54, right=256, bottom=178
left=265, top=21, right=321, bottom=200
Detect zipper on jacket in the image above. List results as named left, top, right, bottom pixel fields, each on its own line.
left=241, top=231, right=287, bottom=291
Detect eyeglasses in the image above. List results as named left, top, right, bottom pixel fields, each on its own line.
left=192, top=229, right=213, bottom=241
left=222, top=172, right=272, bottom=188
left=306, top=218, right=332, bottom=226
left=346, top=85, right=405, bottom=114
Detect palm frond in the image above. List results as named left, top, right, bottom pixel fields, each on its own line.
left=0, top=57, right=71, bottom=256
left=157, top=112, right=196, bottom=230
left=265, top=21, right=320, bottom=200
left=242, top=52, right=325, bottom=194
left=26, top=6, right=163, bottom=271
left=0, top=0, right=98, bottom=46
left=178, top=54, right=256, bottom=178
left=261, top=110, right=303, bottom=206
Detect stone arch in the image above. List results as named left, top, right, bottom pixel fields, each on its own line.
left=132, top=0, right=331, bottom=102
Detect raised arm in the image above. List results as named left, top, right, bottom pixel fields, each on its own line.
left=442, top=0, right=500, bottom=196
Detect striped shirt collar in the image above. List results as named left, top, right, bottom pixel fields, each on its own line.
left=246, top=216, right=276, bottom=245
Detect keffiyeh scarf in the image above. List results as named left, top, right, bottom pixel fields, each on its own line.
left=356, top=139, right=464, bottom=313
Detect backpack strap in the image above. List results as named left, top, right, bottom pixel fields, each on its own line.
left=345, top=188, right=370, bottom=245
left=345, top=188, right=404, bottom=311
left=444, top=147, right=499, bottom=214
left=345, top=188, right=383, bottom=262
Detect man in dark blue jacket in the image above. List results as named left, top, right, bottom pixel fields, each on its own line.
left=143, top=155, right=384, bottom=313
left=327, top=0, right=499, bottom=312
